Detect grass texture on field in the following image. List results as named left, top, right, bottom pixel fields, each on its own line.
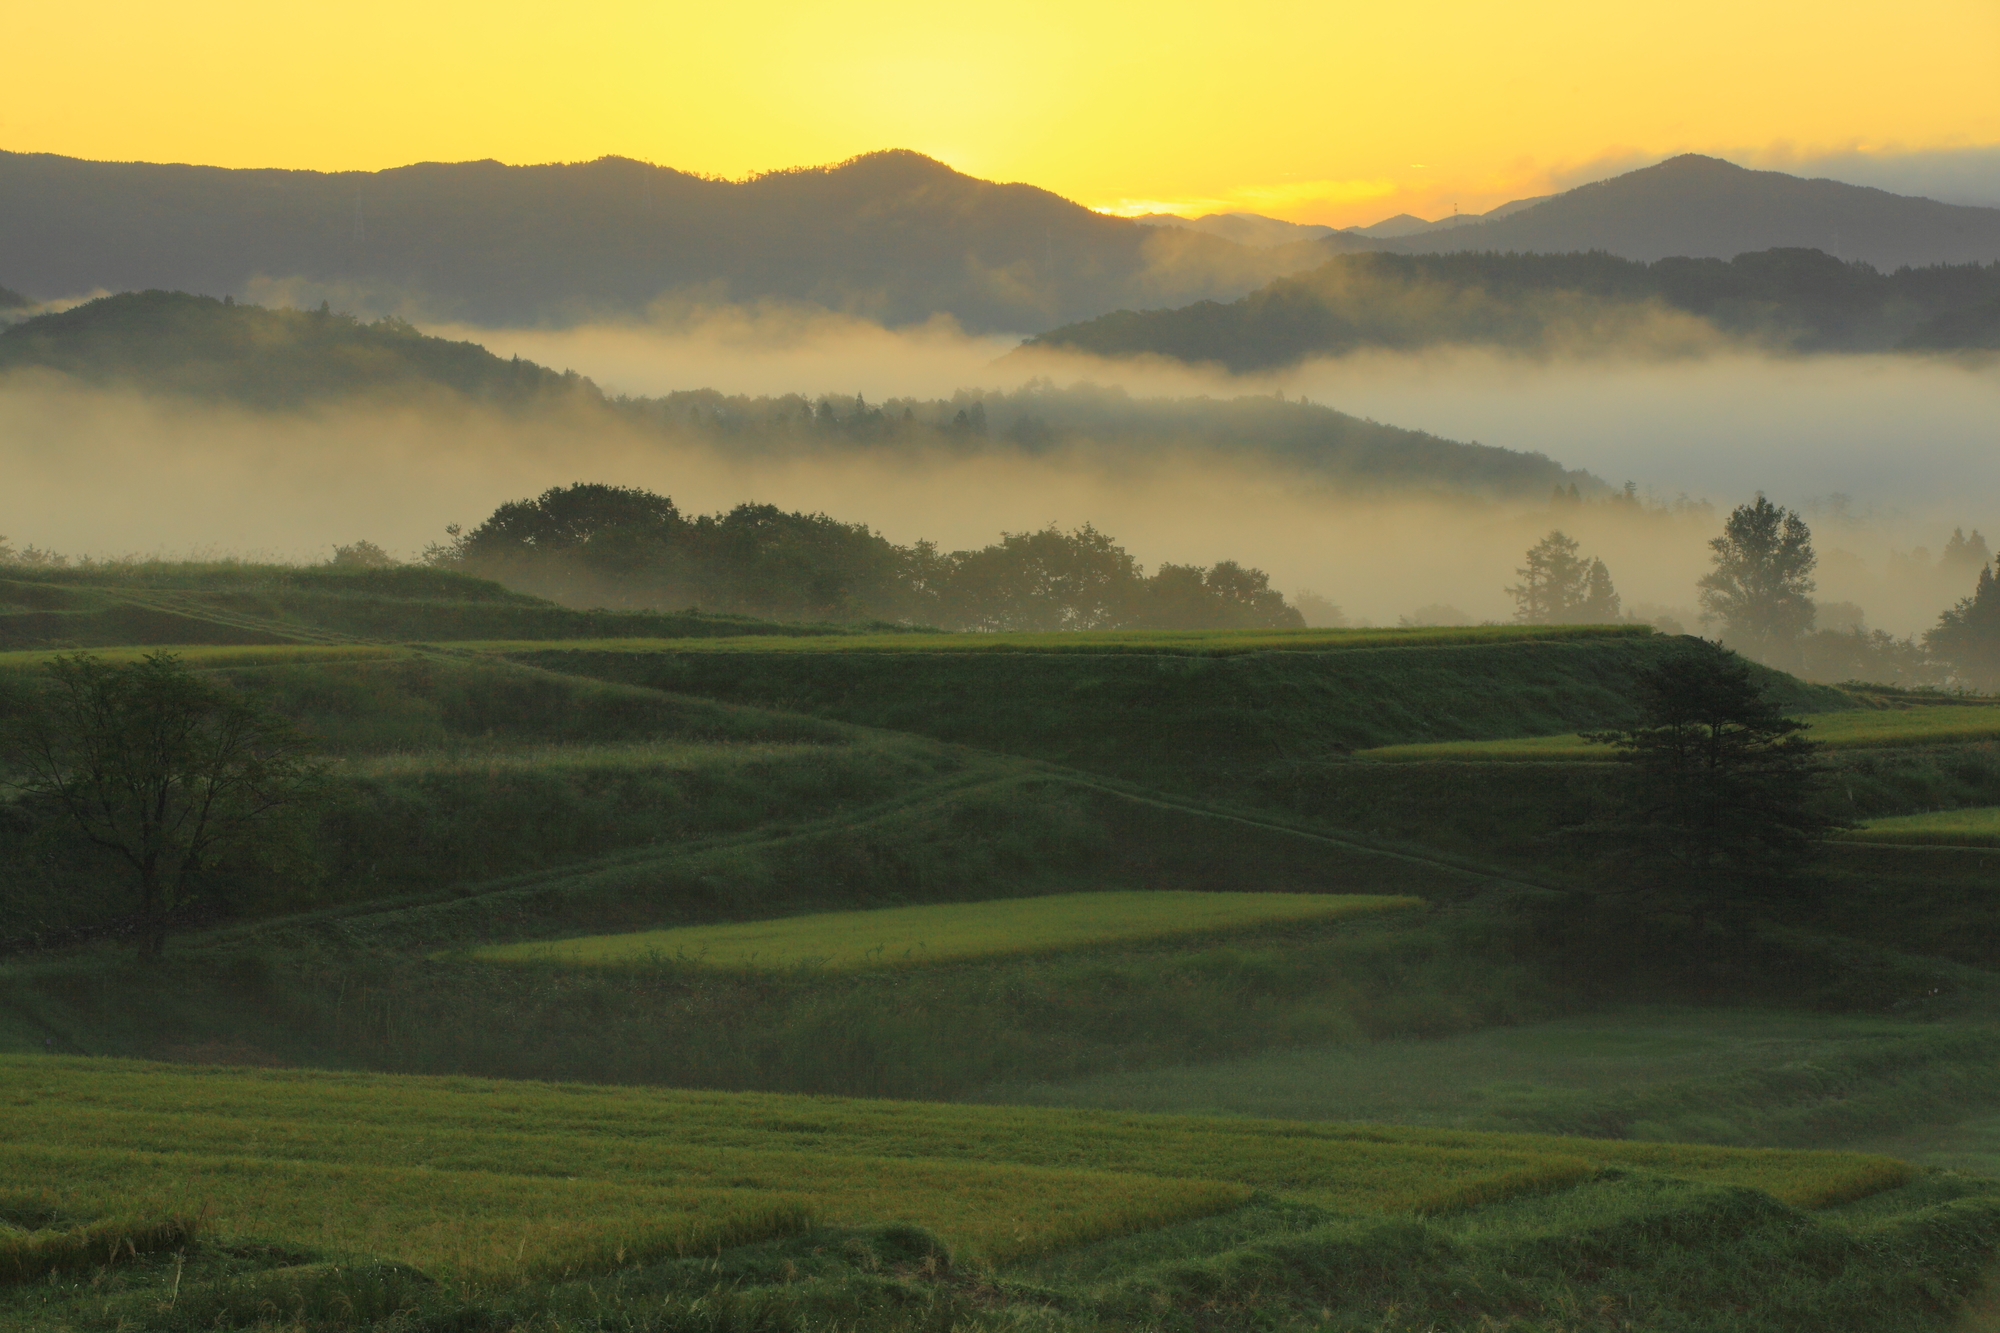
left=456, top=624, right=1651, bottom=657
left=1840, top=805, right=2000, bottom=846
left=1358, top=704, right=2000, bottom=762
left=0, top=1059, right=1908, bottom=1284
left=467, top=891, right=1423, bottom=970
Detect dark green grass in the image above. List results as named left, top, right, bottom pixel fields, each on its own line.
left=980, top=1008, right=2000, bottom=1151
left=515, top=636, right=1849, bottom=789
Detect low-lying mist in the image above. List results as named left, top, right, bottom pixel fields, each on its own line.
left=2, top=342, right=1992, bottom=637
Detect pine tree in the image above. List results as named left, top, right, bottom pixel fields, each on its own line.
left=1578, top=558, right=1622, bottom=622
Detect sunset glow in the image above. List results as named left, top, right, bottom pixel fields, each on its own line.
left=9, top=0, right=1997, bottom=224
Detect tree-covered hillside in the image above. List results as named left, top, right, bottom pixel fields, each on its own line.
left=1024, top=248, right=2000, bottom=370
left=0, top=291, right=592, bottom=408
left=0, top=292, right=1595, bottom=496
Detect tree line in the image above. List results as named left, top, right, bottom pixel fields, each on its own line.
left=1507, top=499, right=2000, bottom=689
left=423, top=483, right=1303, bottom=632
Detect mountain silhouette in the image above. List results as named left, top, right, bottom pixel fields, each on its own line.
left=1382, top=155, right=2000, bottom=269
left=0, top=149, right=1321, bottom=332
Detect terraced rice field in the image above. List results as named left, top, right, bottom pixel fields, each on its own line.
left=1358, top=704, right=2000, bottom=762
left=0, top=1059, right=1909, bottom=1285
left=468, top=891, right=1423, bottom=970
left=1839, top=805, right=2000, bottom=846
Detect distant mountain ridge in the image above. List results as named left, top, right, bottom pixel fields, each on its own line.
left=1376, top=155, right=2000, bottom=270
left=0, top=149, right=1324, bottom=333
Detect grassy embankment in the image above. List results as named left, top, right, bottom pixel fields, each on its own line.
left=509, top=628, right=1848, bottom=793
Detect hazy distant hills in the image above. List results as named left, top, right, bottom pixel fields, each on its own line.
left=1023, top=248, right=2000, bottom=371
left=0, top=290, right=1590, bottom=496
left=1379, top=155, right=2000, bottom=270
left=0, top=149, right=1323, bottom=333
left=0, top=290, right=592, bottom=408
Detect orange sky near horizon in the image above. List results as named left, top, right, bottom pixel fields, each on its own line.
left=9, top=0, right=1998, bottom=226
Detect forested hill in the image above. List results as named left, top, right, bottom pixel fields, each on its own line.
left=0, top=291, right=596, bottom=408
left=632, top=381, right=1594, bottom=497
left=0, top=291, right=1591, bottom=497
left=0, top=149, right=1321, bottom=332
left=1022, top=248, right=2000, bottom=371
left=1378, top=155, right=2000, bottom=271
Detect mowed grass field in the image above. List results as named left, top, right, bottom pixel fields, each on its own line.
left=1841, top=806, right=2000, bottom=846
left=1358, top=703, right=2000, bottom=761
left=456, top=623, right=1651, bottom=657
left=0, top=1058, right=1912, bottom=1286
left=467, top=891, right=1423, bottom=970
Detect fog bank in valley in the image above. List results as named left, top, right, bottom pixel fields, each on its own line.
left=2, top=307, right=1995, bottom=636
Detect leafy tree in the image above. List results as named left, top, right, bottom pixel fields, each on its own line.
left=0, top=653, right=324, bottom=955
left=1509, top=531, right=1620, bottom=623
left=1584, top=642, right=1842, bottom=922
left=1926, top=562, right=2000, bottom=691
left=1698, top=494, right=1817, bottom=653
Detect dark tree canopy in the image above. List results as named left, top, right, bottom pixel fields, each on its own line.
left=1585, top=642, right=1843, bottom=920
left=432, top=485, right=1305, bottom=632
left=0, top=652, right=324, bottom=954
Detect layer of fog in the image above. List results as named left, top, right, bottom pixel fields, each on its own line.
left=2, top=349, right=1992, bottom=635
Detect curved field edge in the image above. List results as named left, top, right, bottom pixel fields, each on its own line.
left=463, top=891, right=1425, bottom=970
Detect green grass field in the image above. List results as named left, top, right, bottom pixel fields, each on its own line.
left=0, top=1057, right=1914, bottom=1283
left=1358, top=703, right=2000, bottom=761
left=468, top=891, right=1423, bottom=970
left=1841, top=806, right=2000, bottom=846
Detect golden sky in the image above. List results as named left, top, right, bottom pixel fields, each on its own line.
left=11, top=0, right=1998, bottom=226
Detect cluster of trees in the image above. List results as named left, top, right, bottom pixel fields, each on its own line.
left=425, top=483, right=1303, bottom=632
left=1504, top=498, right=2000, bottom=690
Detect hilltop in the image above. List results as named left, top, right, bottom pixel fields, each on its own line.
left=0, top=149, right=1322, bottom=332
left=1023, top=247, right=2000, bottom=370
left=1377, top=155, right=2000, bottom=270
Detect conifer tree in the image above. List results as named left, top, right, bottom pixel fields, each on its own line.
left=1927, top=562, right=2000, bottom=691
